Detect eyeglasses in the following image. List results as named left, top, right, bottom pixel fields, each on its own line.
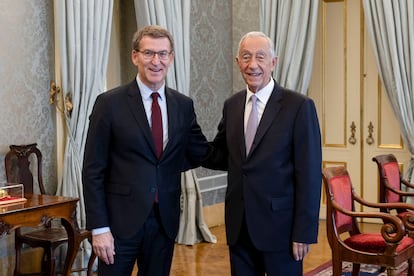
left=136, top=49, right=172, bottom=60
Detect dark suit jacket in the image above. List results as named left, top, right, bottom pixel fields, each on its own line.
left=82, top=80, right=209, bottom=240
left=207, top=82, right=322, bottom=252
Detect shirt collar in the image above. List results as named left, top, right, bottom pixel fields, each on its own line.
left=136, top=75, right=166, bottom=100
left=245, top=78, right=275, bottom=105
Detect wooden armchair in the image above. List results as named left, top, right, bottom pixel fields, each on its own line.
left=372, top=154, right=414, bottom=212
left=372, top=154, right=414, bottom=238
left=5, top=143, right=96, bottom=276
left=322, top=166, right=414, bottom=276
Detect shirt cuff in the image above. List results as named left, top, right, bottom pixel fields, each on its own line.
left=92, top=227, right=110, bottom=235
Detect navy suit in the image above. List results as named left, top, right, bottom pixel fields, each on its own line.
left=82, top=80, right=209, bottom=274
left=207, top=82, right=322, bottom=275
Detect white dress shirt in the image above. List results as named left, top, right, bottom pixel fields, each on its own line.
left=244, top=79, right=275, bottom=134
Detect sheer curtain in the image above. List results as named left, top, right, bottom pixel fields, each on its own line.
left=260, top=0, right=319, bottom=95
left=134, top=0, right=216, bottom=245
left=363, top=0, right=414, bottom=191
left=54, top=0, right=113, bottom=228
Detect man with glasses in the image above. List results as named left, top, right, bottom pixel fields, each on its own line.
left=82, top=25, right=209, bottom=276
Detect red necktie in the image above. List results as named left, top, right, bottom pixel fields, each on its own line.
left=151, top=92, right=163, bottom=159
left=151, top=92, right=163, bottom=202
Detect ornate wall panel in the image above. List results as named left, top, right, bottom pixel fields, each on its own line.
left=190, top=0, right=233, bottom=141
left=0, top=0, right=55, bottom=272
left=189, top=0, right=232, bottom=205
left=190, top=0, right=260, bottom=205
left=232, top=0, right=260, bottom=92
left=0, top=1, right=56, bottom=193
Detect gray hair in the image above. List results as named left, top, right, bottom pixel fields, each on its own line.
left=237, top=31, right=275, bottom=58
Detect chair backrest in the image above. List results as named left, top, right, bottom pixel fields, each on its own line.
left=4, top=143, right=45, bottom=195
left=372, top=154, right=402, bottom=205
left=322, top=166, right=359, bottom=236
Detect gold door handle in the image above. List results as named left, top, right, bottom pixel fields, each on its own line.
left=348, top=121, right=357, bottom=145
left=366, top=121, right=374, bottom=145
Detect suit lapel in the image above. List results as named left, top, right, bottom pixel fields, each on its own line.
left=162, top=87, right=177, bottom=157
left=234, top=92, right=249, bottom=159
left=126, top=81, right=158, bottom=158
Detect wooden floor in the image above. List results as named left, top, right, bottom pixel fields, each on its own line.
left=129, top=220, right=328, bottom=275
left=125, top=220, right=380, bottom=275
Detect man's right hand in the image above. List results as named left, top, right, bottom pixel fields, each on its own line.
left=92, top=231, right=115, bottom=265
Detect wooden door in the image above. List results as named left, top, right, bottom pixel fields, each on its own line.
left=308, top=0, right=411, bottom=219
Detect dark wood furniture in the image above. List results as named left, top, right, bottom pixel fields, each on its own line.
left=4, top=144, right=95, bottom=275
left=372, top=154, right=414, bottom=211
left=322, top=165, right=414, bottom=276
left=0, top=194, right=91, bottom=276
left=372, top=153, right=414, bottom=238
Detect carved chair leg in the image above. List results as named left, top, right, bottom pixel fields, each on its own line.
left=14, top=241, right=22, bottom=276
left=41, top=247, right=56, bottom=275
left=332, top=258, right=342, bottom=276
left=407, top=258, right=414, bottom=276
left=87, top=251, right=97, bottom=276
left=352, top=263, right=360, bottom=276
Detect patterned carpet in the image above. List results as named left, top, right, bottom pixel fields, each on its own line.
left=304, top=261, right=408, bottom=276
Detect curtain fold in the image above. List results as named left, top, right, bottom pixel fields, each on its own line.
left=260, top=0, right=319, bottom=95
left=54, top=0, right=113, bottom=250
left=363, top=0, right=414, bottom=191
left=134, top=0, right=216, bottom=245
left=54, top=0, right=113, bottom=228
left=54, top=0, right=113, bottom=270
left=176, top=170, right=217, bottom=244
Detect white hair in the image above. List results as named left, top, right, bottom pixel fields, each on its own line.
left=237, top=31, right=275, bottom=58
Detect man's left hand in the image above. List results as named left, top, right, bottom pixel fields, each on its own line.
left=292, top=242, right=310, bottom=261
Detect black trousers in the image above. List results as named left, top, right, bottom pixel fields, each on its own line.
left=98, top=204, right=175, bottom=276
left=229, top=217, right=302, bottom=276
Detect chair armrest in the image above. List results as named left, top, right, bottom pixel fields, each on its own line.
left=400, top=213, right=414, bottom=232
left=401, top=179, right=414, bottom=192
left=353, top=190, right=414, bottom=211
left=332, top=200, right=406, bottom=243
left=353, top=194, right=414, bottom=234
